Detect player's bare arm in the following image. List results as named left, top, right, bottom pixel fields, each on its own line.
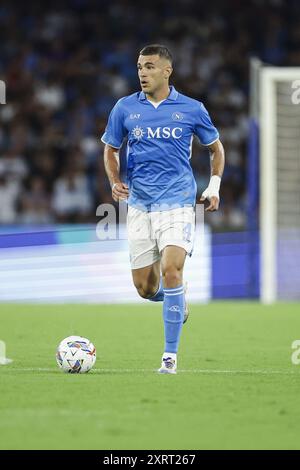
left=103, top=144, right=129, bottom=201
left=200, top=139, right=225, bottom=212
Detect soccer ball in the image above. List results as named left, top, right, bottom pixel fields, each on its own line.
left=56, top=335, right=96, bottom=373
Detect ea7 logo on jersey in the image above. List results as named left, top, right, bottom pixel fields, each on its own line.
left=130, top=113, right=140, bottom=119
left=132, top=126, right=183, bottom=140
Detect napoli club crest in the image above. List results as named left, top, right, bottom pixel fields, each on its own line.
left=172, top=111, right=184, bottom=121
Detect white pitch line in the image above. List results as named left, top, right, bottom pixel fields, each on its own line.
left=178, top=369, right=299, bottom=375
left=1, top=367, right=298, bottom=375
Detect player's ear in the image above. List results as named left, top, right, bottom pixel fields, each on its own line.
left=164, top=65, right=173, bottom=79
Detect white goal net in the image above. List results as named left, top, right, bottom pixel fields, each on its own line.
left=256, top=63, right=300, bottom=302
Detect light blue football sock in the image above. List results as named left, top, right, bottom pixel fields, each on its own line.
left=163, top=285, right=184, bottom=353
left=149, top=278, right=164, bottom=302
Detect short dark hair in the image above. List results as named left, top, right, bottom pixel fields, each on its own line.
left=139, top=44, right=173, bottom=64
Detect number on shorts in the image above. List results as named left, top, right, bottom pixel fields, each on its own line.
left=183, top=223, right=192, bottom=242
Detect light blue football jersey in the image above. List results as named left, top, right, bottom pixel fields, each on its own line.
left=101, top=86, right=219, bottom=211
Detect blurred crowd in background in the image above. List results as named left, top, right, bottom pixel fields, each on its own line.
left=0, top=0, right=299, bottom=230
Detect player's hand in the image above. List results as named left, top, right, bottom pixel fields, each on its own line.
left=200, top=191, right=220, bottom=212
left=111, top=181, right=129, bottom=202
left=200, top=175, right=221, bottom=211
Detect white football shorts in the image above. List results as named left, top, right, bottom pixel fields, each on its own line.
left=127, top=205, right=195, bottom=269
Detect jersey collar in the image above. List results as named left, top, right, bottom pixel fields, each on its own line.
left=138, top=86, right=178, bottom=102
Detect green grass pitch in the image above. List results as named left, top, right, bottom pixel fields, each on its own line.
left=1, top=302, right=300, bottom=450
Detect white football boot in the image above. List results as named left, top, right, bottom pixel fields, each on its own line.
left=158, top=355, right=177, bottom=374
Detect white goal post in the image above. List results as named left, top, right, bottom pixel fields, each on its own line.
left=256, top=63, right=300, bottom=303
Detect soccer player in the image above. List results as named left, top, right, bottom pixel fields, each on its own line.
left=101, top=44, right=225, bottom=374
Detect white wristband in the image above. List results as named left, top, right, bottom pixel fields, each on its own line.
left=208, top=175, right=221, bottom=195
left=201, top=175, right=221, bottom=200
